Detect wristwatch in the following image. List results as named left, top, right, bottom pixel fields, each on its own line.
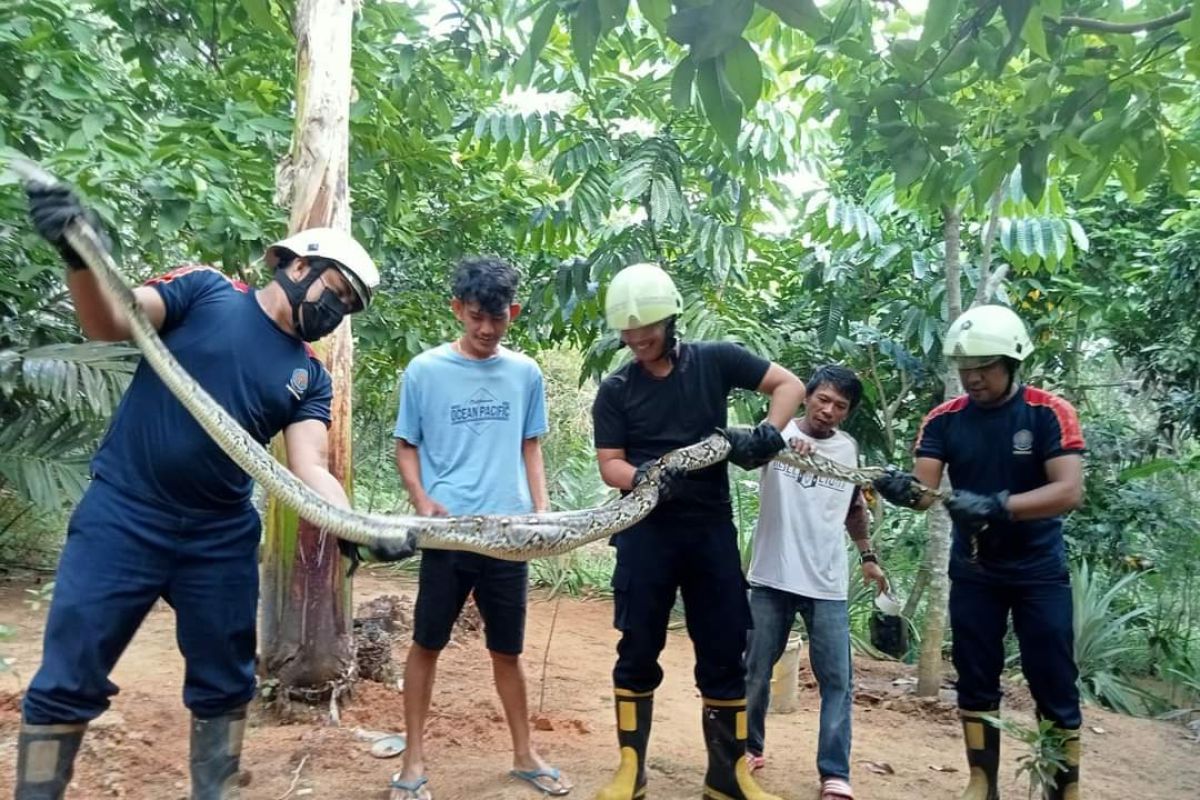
left=859, top=549, right=879, bottom=565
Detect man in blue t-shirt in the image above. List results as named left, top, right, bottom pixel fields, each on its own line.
left=386, top=257, right=569, bottom=800
left=873, top=305, right=1085, bottom=800
left=15, top=183, right=399, bottom=800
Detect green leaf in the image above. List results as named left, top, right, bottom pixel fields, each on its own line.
left=1019, top=140, right=1049, bottom=205
left=918, top=0, right=960, bottom=53
left=242, top=0, right=281, bottom=32
left=159, top=200, right=191, bottom=236
left=1000, top=0, right=1034, bottom=39
left=757, top=0, right=828, bottom=38
left=894, top=147, right=929, bottom=190
left=513, top=1, right=559, bottom=86
left=597, top=0, right=630, bottom=34
left=721, top=39, right=762, bottom=110
left=1022, top=7, right=1049, bottom=59
left=671, top=55, right=696, bottom=110
left=1167, top=146, right=1191, bottom=195
left=1192, top=0, right=1200, bottom=44
left=571, top=0, right=602, bottom=79
left=696, top=58, right=743, bottom=152
left=1119, top=459, right=1179, bottom=481
left=666, top=0, right=754, bottom=60
left=1134, top=134, right=1166, bottom=191
left=638, top=0, right=671, bottom=33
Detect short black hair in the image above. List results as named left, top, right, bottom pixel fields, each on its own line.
left=806, top=364, right=863, bottom=410
left=451, top=256, right=519, bottom=316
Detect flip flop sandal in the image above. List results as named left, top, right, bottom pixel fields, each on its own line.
left=510, top=766, right=572, bottom=796
left=370, top=734, right=407, bottom=758
left=820, top=777, right=854, bottom=800
left=747, top=753, right=766, bottom=773
left=389, top=774, right=431, bottom=800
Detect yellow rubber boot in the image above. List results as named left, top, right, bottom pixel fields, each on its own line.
left=15, top=721, right=87, bottom=800
left=700, top=698, right=781, bottom=800
left=959, top=709, right=1000, bottom=800
left=594, top=689, right=653, bottom=800
left=1042, top=728, right=1080, bottom=800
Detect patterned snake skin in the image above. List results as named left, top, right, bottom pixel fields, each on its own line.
left=11, top=159, right=943, bottom=563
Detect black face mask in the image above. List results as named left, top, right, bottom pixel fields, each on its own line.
left=276, top=263, right=351, bottom=342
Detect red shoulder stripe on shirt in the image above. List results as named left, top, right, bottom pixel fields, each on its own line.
left=1024, top=386, right=1085, bottom=451
left=913, top=395, right=969, bottom=454
left=143, top=264, right=250, bottom=293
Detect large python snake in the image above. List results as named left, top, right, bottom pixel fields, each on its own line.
left=10, top=159, right=944, bottom=563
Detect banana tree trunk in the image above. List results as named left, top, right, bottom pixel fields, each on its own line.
left=260, top=0, right=357, bottom=693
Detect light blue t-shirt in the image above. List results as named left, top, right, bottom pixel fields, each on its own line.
left=393, top=343, right=548, bottom=515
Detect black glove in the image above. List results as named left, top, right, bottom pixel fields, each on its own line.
left=366, top=532, right=419, bottom=563
left=337, top=532, right=419, bottom=577
left=945, top=490, right=1011, bottom=531
left=632, top=460, right=687, bottom=501
left=26, top=184, right=108, bottom=271
left=717, top=422, right=785, bottom=470
left=337, top=537, right=363, bottom=576
left=872, top=467, right=923, bottom=508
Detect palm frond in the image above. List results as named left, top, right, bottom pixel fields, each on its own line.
left=0, top=410, right=98, bottom=510
left=0, top=341, right=137, bottom=417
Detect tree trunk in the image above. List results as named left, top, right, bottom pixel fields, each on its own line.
left=916, top=205, right=963, bottom=697
left=260, top=0, right=357, bottom=695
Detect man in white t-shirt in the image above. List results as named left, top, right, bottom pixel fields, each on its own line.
left=744, top=365, right=888, bottom=800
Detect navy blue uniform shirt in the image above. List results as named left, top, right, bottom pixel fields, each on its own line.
left=915, top=385, right=1085, bottom=583
left=90, top=266, right=333, bottom=514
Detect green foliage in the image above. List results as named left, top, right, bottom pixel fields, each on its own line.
left=989, top=715, right=1071, bottom=800
left=1072, top=561, right=1155, bottom=715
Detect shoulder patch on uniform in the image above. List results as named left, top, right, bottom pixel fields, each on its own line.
left=286, top=367, right=309, bottom=400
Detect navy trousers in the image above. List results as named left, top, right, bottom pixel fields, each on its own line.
left=23, top=479, right=260, bottom=724
left=610, top=514, right=751, bottom=700
left=950, top=577, right=1081, bottom=728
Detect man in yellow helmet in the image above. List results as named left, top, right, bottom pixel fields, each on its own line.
left=591, top=263, right=806, bottom=800
left=871, top=305, right=1085, bottom=800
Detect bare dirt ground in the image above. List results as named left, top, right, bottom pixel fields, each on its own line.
left=0, top=568, right=1196, bottom=800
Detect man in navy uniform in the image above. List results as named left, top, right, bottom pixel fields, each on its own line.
left=15, top=182, right=404, bottom=800
left=873, top=305, right=1085, bottom=800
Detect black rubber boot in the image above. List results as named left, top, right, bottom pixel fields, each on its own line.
left=594, top=689, right=653, bottom=800
left=14, top=721, right=87, bottom=800
left=959, top=708, right=1001, bottom=800
left=1042, top=727, right=1080, bottom=800
left=190, top=705, right=247, bottom=800
left=700, top=698, right=781, bottom=800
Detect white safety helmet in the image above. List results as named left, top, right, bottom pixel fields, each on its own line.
left=266, top=227, right=380, bottom=309
left=943, top=304, right=1034, bottom=368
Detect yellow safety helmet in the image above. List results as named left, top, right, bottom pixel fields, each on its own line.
left=604, top=262, right=683, bottom=331
left=943, top=304, right=1034, bottom=368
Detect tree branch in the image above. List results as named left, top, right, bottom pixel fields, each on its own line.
left=943, top=204, right=963, bottom=323
left=972, top=181, right=1005, bottom=307
left=1055, top=8, right=1190, bottom=34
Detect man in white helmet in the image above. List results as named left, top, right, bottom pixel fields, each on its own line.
left=591, top=262, right=806, bottom=800
left=15, top=182, right=406, bottom=800
left=871, top=305, right=1085, bottom=800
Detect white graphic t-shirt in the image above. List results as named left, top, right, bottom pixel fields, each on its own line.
left=748, top=419, right=859, bottom=600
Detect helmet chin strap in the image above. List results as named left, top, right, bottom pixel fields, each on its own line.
left=662, top=316, right=680, bottom=361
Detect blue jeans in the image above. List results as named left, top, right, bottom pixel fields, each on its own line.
left=745, top=584, right=852, bottom=781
